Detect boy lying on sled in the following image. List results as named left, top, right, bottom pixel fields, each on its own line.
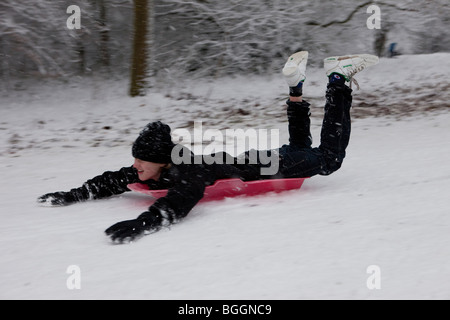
left=38, top=52, right=379, bottom=243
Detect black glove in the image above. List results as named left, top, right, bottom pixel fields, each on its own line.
left=105, top=209, right=163, bottom=243
left=37, top=192, right=77, bottom=206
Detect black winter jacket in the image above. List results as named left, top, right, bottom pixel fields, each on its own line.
left=65, top=100, right=322, bottom=229
left=68, top=146, right=280, bottom=224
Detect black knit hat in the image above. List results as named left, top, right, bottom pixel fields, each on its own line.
left=132, top=121, right=175, bottom=164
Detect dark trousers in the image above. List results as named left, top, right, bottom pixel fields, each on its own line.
left=278, top=83, right=353, bottom=178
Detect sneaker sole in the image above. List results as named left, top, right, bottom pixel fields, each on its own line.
left=283, top=51, right=308, bottom=77
left=283, top=51, right=308, bottom=86
left=326, top=54, right=379, bottom=66
left=324, top=54, right=379, bottom=78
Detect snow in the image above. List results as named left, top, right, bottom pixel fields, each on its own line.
left=0, top=53, right=449, bottom=300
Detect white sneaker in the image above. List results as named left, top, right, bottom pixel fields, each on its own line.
left=324, top=54, right=379, bottom=88
left=283, top=51, right=308, bottom=87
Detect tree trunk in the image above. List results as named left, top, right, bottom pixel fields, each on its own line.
left=129, top=0, right=150, bottom=97
left=78, top=39, right=86, bottom=73
left=98, top=0, right=110, bottom=68
left=374, top=29, right=387, bottom=57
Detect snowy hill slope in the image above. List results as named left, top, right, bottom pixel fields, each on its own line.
left=0, top=53, right=449, bottom=299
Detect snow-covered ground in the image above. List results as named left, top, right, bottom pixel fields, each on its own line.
left=0, top=53, right=449, bottom=300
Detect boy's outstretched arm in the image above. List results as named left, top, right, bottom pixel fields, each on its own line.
left=37, top=166, right=138, bottom=206
left=104, top=164, right=207, bottom=244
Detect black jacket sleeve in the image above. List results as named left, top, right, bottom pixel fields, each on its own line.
left=69, top=166, right=139, bottom=202
left=146, top=164, right=208, bottom=225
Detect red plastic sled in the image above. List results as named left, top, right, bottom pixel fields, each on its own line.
left=127, top=178, right=307, bottom=203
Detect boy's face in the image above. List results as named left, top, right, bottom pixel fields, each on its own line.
left=133, top=158, right=166, bottom=181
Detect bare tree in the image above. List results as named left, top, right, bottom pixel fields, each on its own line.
left=129, top=0, right=154, bottom=97
left=0, top=0, right=73, bottom=77
left=0, top=0, right=448, bottom=89
left=154, top=0, right=449, bottom=77
left=95, top=0, right=110, bottom=68
left=0, top=0, right=132, bottom=82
